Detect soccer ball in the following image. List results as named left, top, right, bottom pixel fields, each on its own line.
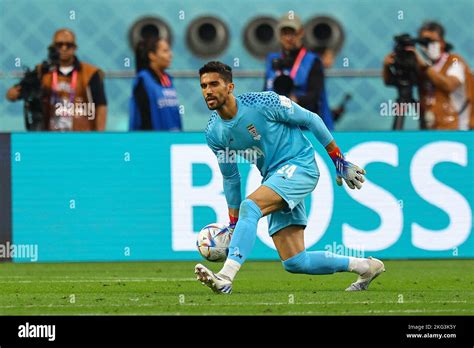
left=196, top=223, right=233, bottom=262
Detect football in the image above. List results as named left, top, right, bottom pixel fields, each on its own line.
left=196, top=223, right=233, bottom=262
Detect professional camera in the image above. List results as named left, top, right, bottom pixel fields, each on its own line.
left=386, top=34, right=429, bottom=129
left=271, top=56, right=293, bottom=71
left=271, top=56, right=294, bottom=97
left=19, top=45, right=60, bottom=131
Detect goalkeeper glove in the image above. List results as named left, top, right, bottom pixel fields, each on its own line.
left=328, top=147, right=366, bottom=190
left=228, top=214, right=238, bottom=233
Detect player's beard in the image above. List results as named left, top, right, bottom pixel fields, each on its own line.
left=206, top=96, right=225, bottom=110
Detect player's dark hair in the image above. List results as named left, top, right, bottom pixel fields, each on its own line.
left=199, top=61, right=233, bottom=83
left=418, top=21, right=445, bottom=39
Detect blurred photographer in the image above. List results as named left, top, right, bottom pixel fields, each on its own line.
left=264, top=14, right=334, bottom=130
left=6, top=29, right=107, bottom=131
left=383, top=21, right=473, bottom=130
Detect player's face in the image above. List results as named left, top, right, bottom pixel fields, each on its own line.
left=200, top=73, right=233, bottom=110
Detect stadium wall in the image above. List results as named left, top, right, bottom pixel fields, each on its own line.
left=1, top=132, right=472, bottom=262
left=1, top=0, right=473, bottom=132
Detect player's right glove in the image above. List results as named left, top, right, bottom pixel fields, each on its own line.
left=328, top=147, right=366, bottom=190
left=228, top=214, right=238, bottom=234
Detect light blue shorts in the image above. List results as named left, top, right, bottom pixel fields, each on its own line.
left=262, top=160, right=319, bottom=236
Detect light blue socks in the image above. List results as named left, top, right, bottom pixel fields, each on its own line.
left=225, top=198, right=350, bottom=277
left=227, top=199, right=262, bottom=265
left=282, top=250, right=350, bottom=275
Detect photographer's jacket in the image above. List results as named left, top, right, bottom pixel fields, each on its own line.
left=40, top=58, right=107, bottom=131
left=419, top=53, right=473, bottom=130
left=264, top=48, right=334, bottom=130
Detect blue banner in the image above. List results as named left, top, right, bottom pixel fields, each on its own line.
left=10, top=132, right=474, bottom=262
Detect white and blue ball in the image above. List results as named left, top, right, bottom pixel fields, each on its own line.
left=196, top=223, right=233, bottom=262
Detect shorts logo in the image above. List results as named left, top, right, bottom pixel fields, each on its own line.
left=246, top=124, right=261, bottom=141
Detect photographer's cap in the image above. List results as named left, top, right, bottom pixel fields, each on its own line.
left=277, top=13, right=303, bottom=32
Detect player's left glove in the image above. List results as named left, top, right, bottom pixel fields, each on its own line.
left=328, top=147, right=366, bottom=190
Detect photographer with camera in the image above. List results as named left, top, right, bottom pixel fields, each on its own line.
left=383, top=21, right=473, bottom=130
left=264, top=14, right=334, bottom=130
left=5, top=29, right=107, bottom=131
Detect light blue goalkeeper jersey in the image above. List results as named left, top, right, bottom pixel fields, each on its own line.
left=205, top=91, right=333, bottom=209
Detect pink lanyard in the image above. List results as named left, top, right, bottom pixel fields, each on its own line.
left=159, top=72, right=171, bottom=87
left=52, top=69, right=78, bottom=103
left=289, top=47, right=307, bottom=79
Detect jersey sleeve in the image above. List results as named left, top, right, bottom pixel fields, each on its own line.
left=205, top=131, right=242, bottom=209
left=265, top=92, right=334, bottom=147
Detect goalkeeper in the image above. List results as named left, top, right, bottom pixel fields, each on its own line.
left=195, top=61, right=385, bottom=294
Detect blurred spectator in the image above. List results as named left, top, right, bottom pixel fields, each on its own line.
left=383, top=21, right=473, bottom=130
left=264, top=14, right=334, bottom=130
left=314, top=46, right=336, bottom=69
left=6, top=28, right=107, bottom=131
left=130, top=38, right=182, bottom=131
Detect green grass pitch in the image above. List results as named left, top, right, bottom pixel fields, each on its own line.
left=0, top=260, right=473, bottom=315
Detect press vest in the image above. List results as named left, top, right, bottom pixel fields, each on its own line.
left=130, top=69, right=181, bottom=131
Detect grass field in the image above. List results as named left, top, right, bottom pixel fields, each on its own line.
left=0, top=260, right=473, bottom=315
